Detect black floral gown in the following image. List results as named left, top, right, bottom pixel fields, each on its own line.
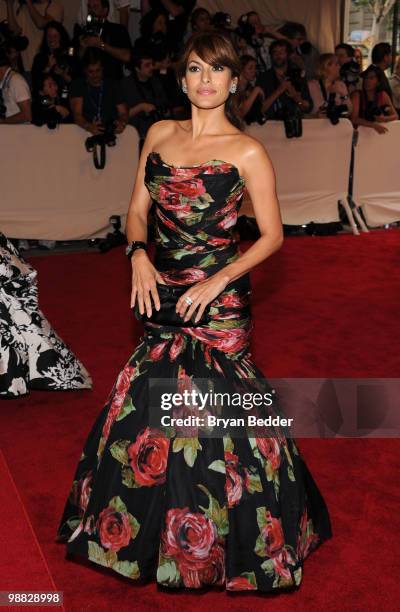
left=56, top=151, right=332, bottom=592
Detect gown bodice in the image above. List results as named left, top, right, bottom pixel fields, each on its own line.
left=144, top=151, right=246, bottom=284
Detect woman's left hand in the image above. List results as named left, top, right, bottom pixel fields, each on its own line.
left=176, top=275, right=229, bottom=323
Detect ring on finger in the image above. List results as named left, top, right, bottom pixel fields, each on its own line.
left=184, top=296, right=193, bottom=306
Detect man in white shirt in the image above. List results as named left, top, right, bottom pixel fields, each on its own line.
left=0, top=51, right=31, bottom=123
left=3, top=0, right=64, bottom=72
left=78, top=0, right=131, bottom=28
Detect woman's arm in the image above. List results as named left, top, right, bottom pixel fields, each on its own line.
left=349, top=90, right=387, bottom=131
left=125, top=121, right=169, bottom=314
left=215, top=139, right=283, bottom=286
left=239, top=86, right=264, bottom=118
left=377, top=91, right=399, bottom=122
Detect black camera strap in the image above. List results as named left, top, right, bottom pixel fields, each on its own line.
left=87, top=82, right=104, bottom=122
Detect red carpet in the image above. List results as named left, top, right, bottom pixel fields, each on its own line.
left=0, top=231, right=399, bottom=611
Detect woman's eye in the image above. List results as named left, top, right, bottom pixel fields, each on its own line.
left=212, top=65, right=224, bottom=71
left=188, top=66, right=199, bottom=71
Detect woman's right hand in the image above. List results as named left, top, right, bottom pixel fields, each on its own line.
left=130, top=250, right=166, bottom=315
left=373, top=123, right=388, bottom=134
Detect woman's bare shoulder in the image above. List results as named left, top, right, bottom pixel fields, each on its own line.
left=234, top=133, right=271, bottom=170
left=145, top=119, right=182, bottom=148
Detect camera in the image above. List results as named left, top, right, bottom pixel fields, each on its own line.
left=85, top=120, right=117, bottom=169
left=285, top=66, right=305, bottom=93
left=282, top=102, right=303, bottom=138
left=325, top=92, right=349, bottom=125
left=364, top=102, right=391, bottom=123
left=340, top=60, right=361, bottom=89
left=81, top=14, right=104, bottom=38
left=211, top=12, right=232, bottom=30
left=38, top=96, right=60, bottom=129
left=97, top=215, right=127, bottom=254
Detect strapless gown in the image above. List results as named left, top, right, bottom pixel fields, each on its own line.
left=56, top=151, right=332, bottom=592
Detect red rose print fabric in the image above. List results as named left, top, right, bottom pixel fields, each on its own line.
left=56, top=152, right=332, bottom=592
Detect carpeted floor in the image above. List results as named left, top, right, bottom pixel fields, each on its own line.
left=0, top=231, right=399, bottom=611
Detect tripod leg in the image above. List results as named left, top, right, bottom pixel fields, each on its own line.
left=339, top=198, right=360, bottom=236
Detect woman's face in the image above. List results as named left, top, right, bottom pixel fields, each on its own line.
left=47, top=28, right=61, bottom=51
left=242, top=59, right=256, bottom=82
left=153, top=13, right=167, bottom=34
left=193, top=11, right=211, bottom=32
left=42, top=77, right=58, bottom=98
left=183, top=51, right=237, bottom=109
left=364, top=71, right=378, bottom=91
left=324, top=56, right=340, bottom=80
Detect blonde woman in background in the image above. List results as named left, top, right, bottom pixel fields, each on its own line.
left=308, top=53, right=352, bottom=118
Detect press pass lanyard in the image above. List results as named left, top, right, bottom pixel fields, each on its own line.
left=89, top=83, right=103, bottom=122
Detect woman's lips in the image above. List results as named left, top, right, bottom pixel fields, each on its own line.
left=198, top=90, right=216, bottom=95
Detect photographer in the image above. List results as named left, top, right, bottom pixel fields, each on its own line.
left=350, top=64, right=398, bottom=134
left=308, top=53, right=352, bottom=120
left=122, top=49, right=170, bottom=140
left=258, top=39, right=312, bottom=120
left=277, top=21, right=319, bottom=81
left=335, top=43, right=355, bottom=67
left=0, top=47, right=31, bottom=123
left=77, top=0, right=131, bottom=30
left=70, top=48, right=127, bottom=136
left=74, top=0, right=132, bottom=81
left=3, top=0, right=64, bottom=74
left=31, top=21, right=76, bottom=93
left=141, top=0, right=196, bottom=58
left=32, top=73, right=70, bottom=127
left=237, top=11, right=287, bottom=75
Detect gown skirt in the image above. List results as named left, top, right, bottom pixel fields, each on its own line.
left=0, top=232, right=92, bottom=397
left=56, top=152, right=332, bottom=592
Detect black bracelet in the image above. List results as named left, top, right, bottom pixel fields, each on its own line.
left=126, top=241, right=147, bottom=259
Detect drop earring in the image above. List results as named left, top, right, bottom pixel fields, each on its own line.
left=229, top=83, right=237, bottom=94
left=182, top=82, right=188, bottom=93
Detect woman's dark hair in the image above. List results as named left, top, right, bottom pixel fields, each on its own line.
left=174, top=31, right=244, bottom=130
left=139, top=9, right=167, bottom=39
left=190, top=8, right=211, bottom=30
left=361, top=64, right=386, bottom=93
left=39, top=21, right=70, bottom=55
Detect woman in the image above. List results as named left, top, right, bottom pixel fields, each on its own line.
left=308, top=53, right=352, bottom=118
left=56, top=32, right=332, bottom=592
left=389, top=55, right=400, bottom=114
left=31, top=21, right=75, bottom=94
left=133, top=9, right=173, bottom=68
left=237, top=54, right=267, bottom=124
left=0, top=233, right=92, bottom=397
left=350, top=64, right=398, bottom=134
left=32, top=74, right=71, bottom=127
